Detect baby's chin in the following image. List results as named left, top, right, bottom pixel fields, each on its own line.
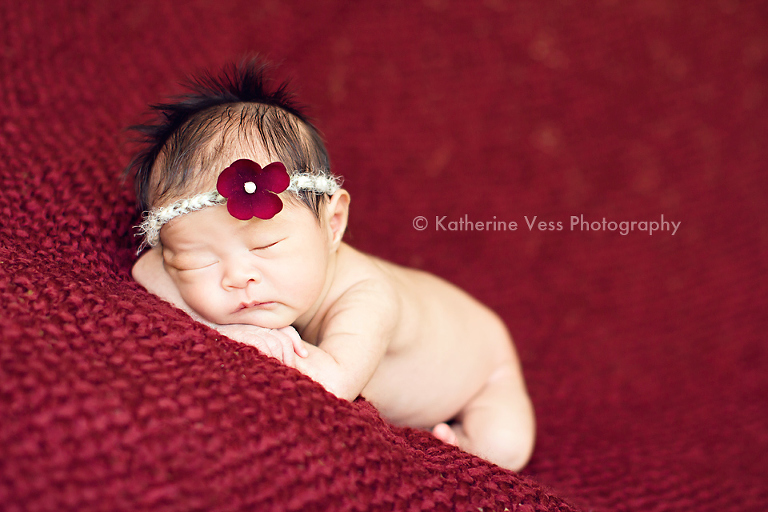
left=213, top=308, right=296, bottom=330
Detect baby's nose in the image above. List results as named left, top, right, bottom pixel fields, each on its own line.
left=222, top=259, right=262, bottom=289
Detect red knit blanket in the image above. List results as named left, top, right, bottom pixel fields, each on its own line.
left=2, top=1, right=766, bottom=511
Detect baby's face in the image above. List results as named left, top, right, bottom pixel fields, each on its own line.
left=159, top=199, right=334, bottom=330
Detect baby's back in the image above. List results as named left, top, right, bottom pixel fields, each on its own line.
left=337, top=245, right=515, bottom=428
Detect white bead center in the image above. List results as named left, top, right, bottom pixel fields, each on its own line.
left=243, top=181, right=257, bottom=194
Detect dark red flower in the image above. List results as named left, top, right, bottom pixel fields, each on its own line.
left=216, top=160, right=290, bottom=220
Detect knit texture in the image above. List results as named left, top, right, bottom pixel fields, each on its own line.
left=1, top=1, right=766, bottom=511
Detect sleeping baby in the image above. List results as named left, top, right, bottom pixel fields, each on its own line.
left=129, top=59, right=535, bottom=471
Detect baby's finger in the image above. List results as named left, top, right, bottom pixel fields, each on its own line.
left=292, top=336, right=308, bottom=358
left=280, top=335, right=296, bottom=368
left=263, top=335, right=283, bottom=361
left=270, top=329, right=296, bottom=368
left=279, top=326, right=309, bottom=357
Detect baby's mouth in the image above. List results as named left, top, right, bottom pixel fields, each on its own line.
left=237, top=301, right=277, bottom=311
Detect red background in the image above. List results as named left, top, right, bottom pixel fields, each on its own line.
left=1, top=1, right=766, bottom=511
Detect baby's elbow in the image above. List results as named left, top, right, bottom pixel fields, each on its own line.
left=299, top=359, right=362, bottom=402
left=323, top=377, right=362, bottom=402
left=295, top=348, right=368, bottom=402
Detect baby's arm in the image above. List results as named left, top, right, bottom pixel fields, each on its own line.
left=131, top=247, right=307, bottom=366
left=293, top=281, right=398, bottom=401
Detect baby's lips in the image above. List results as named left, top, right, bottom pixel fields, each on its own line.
left=238, top=300, right=278, bottom=311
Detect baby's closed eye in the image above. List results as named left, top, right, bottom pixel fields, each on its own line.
left=249, top=238, right=284, bottom=252
left=174, top=261, right=218, bottom=271
left=166, top=254, right=219, bottom=271
left=162, top=245, right=219, bottom=271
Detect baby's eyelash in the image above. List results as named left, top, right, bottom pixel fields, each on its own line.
left=250, top=240, right=282, bottom=251
left=175, top=260, right=218, bottom=271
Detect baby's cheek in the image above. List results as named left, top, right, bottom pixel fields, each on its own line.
left=179, top=281, right=222, bottom=319
left=284, top=263, right=326, bottom=308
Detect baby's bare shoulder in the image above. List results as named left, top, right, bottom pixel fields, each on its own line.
left=374, top=256, right=511, bottom=344
left=322, top=246, right=403, bottom=333
left=332, top=274, right=400, bottom=317
left=331, top=245, right=509, bottom=345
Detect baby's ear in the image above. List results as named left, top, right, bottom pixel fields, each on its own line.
left=324, top=189, right=350, bottom=250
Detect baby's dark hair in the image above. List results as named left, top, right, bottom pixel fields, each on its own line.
left=126, top=57, right=333, bottom=216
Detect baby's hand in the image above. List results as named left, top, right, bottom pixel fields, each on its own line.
left=214, top=324, right=309, bottom=368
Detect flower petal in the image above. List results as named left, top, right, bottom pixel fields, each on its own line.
left=218, top=159, right=261, bottom=197
left=217, top=159, right=287, bottom=220
left=226, top=191, right=256, bottom=220
left=257, top=162, right=290, bottom=193
left=217, top=166, right=240, bottom=198
left=250, top=191, right=284, bottom=219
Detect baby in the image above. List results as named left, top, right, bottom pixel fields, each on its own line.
left=129, top=59, right=535, bottom=471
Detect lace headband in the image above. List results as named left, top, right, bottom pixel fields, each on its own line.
left=137, top=160, right=341, bottom=250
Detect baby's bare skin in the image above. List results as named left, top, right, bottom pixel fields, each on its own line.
left=291, top=242, right=534, bottom=470
left=127, top=59, right=534, bottom=469
left=133, top=137, right=534, bottom=470
left=134, top=232, right=535, bottom=470
left=316, top=244, right=515, bottom=424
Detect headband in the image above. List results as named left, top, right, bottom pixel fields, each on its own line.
left=137, top=159, right=341, bottom=250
